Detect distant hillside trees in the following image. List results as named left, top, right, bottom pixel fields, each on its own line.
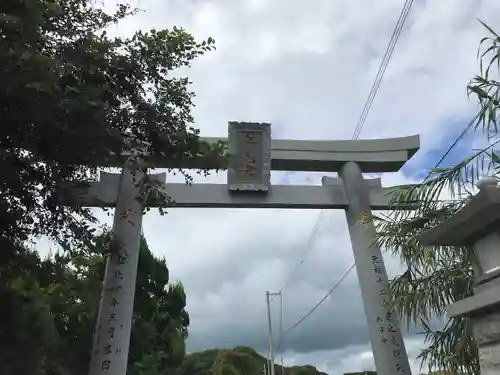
left=0, top=233, right=188, bottom=375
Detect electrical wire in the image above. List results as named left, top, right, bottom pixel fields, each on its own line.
left=270, top=210, right=327, bottom=303
left=351, top=0, right=415, bottom=140
left=275, top=263, right=356, bottom=353
left=422, top=111, right=484, bottom=183
left=269, top=173, right=326, bottom=303
left=272, top=0, right=416, bottom=352
left=272, top=0, right=414, bottom=303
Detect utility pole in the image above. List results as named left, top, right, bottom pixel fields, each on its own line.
left=279, top=292, right=283, bottom=345
left=266, top=291, right=275, bottom=375
left=281, top=357, right=285, bottom=375
left=266, top=291, right=281, bottom=375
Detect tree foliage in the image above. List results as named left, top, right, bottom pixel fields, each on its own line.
left=0, top=0, right=225, bottom=259
left=0, top=233, right=188, bottom=375
left=174, top=347, right=328, bottom=375
left=375, top=22, right=500, bottom=375
left=1, top=0, right=223, bottom=373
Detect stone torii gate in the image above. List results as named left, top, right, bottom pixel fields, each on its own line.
left=76, top=122, right=419, bottom=375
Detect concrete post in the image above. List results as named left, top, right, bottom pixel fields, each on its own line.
left=88, top=164, right=145, bottom=375
left=266, top=291, right=276, bottom=375
left=339, top=161, right=411, bottom=375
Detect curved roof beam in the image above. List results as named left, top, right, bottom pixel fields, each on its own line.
left=204, top=134, right=420, bottom=173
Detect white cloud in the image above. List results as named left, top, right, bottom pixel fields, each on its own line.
left=36, top=0, right=500, bottom=373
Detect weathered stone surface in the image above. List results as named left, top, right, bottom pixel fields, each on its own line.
left=473, top=311, right=500, bottom=346
left=478, top=342, right=500, bottom=375
left=416, top=181, right=500, bottom=374
left=473, top=310, right=500, bottom=375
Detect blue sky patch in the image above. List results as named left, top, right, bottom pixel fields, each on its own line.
left=402, top=122, right=484, bottom=181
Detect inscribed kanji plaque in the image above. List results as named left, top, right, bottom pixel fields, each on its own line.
left=227, top=122, right=271, bottom=192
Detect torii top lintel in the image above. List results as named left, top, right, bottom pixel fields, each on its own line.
left=111, top=122, right=420, bottom=173
left=206, top=132, right=420, bottom=173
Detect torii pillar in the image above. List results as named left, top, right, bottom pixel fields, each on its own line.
left=328, top=162, right=412, bottom=375
left=87, top=164, right=166, bottom=375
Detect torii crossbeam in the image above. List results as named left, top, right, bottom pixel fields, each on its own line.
left=83, top=122, right=419, bottom=375
left=74, top=175, right=403, bottom=209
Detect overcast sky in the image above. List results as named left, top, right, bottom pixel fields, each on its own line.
left=38, top=0, right=500, bottom=374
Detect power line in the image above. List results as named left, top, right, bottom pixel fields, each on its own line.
left=272, top=0, right=416, bottom=353
left=270, top=210, right=328, bottom=302
left=268, top=0, right=414, bottom=298
left=269, top=174, right=327, bottom=303
left=422, top=111, right=486, bottom=183
left=272, top=0, right=415, bottom=303
left=352, top=0, right=415, bottom=140
left=275, top=263, right=356, bottom=352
